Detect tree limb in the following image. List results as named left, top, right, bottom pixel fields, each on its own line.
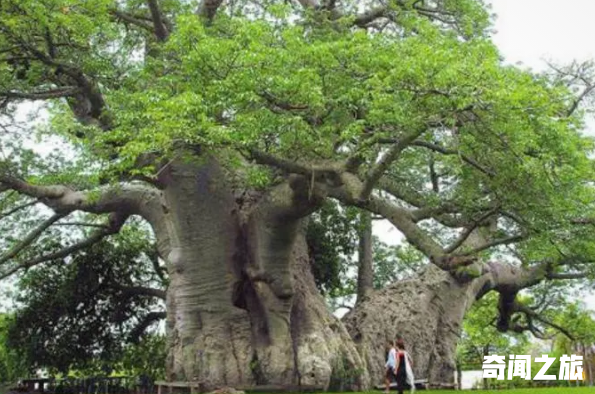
left=248, top=149, right=343, bottom=177
left=112, top=283, right=166, bottom=300
left=354, top=7, right=389, bottom=27
left=0, top=213, right=127, bottom=280
left=110, top=10, right=156, bottom=33
left=514, top=302, right=574, bottom=340
left=0, top=175, right=163, bottom=221
left=445, top=207, right=500, bottom=253
left=54, top=222, right=110, bottom=229
left=0, top=212, right=67, bottom=266
left=359, top=129, right=425, bottom=200
left=460, top=233, right=526, bottom=256
left=0, top=200, right=38, bottom=219
left=410, top=141, right=495, bottom=177
left=146, top=0, right=170, bottom=41
left=546, top=272, right=589, bottom=280
left=129, top=311, right=167, bottom=343
left=0, top=87, right=82, bottom=100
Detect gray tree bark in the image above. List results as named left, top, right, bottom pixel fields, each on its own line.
left=342, top=265, right=491, bottom=389
left=132, top=157, right=537, bottom=391
left=148, top=157, right=369, bottom=391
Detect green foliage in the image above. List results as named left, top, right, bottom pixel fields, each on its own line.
left=307, top=202, right=358, bottom=296
left=372, top=238, right=427, bottom=288
left=6, top=225, right=165, bottom=374
left=457, top=293, right=530, bottom=371
left=307, top=202, right=426, bottom=299
left=0, top=313, right=29, bottom=382
left=118, top=334, right=166, bottom=380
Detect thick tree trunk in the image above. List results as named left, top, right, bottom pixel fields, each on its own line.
left=144, top=157, right=511, bottom=391
left=152, top=158, right=369, bottom=391
left=343, top=265, right=485, bottom=389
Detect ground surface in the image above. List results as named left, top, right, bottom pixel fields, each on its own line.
left=366, top=389, right=595, bottom=394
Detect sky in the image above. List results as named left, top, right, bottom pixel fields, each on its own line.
left=490, top=0, right=595, bottom=71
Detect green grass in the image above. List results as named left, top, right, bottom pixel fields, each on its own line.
left=368, top=389, right=595, bottom=394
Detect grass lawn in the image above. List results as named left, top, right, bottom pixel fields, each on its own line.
left=365, top=389, right=595, bottom=394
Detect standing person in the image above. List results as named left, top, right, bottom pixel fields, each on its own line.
left=384, top=339, right=397, bottom=393
left=394, top=338, right=415, bottom=394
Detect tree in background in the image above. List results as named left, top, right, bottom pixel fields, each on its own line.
left=0, top=313, right=29, bottom=383
left=5, top=224, right=166, bottom=375
left=2, top=0, right=595, bottom=389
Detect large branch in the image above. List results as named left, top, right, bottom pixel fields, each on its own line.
left=329, top=172, right=446, bottom=261
left=445, top=207, right=500, bottom=253
left=354, top=6, right=389, bottom=27
left=113, top=283, right=166, bottom=300
left=460, top=233, right=526, bottom=256
left=110, top=10, right=156, bottom=33
left=508, top=300, right=575, bottom=340
left=147, top=0, right=170, bottom=41
left=2, top=26, right=111, bottom=129
left=0, top=213, right=127, bottom=280
left=0, top=87, right=82, bottom=100
left=0, top=175, right=162, bottom=220
left=248, top=149, right=345, bottom=178
left=359, top=129, right=425, bottom=200
left=351, top=0, right=461, bottom=29
left=0, top=213, right=67, bottom=266
left=129, top=311, right=167, bottom=343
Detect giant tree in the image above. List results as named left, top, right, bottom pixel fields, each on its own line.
left=2, top=0, right=595, bottom=390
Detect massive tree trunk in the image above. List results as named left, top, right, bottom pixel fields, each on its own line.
left=141, top=157, right=522, bottom=391
left=150, top=157, right=369, bottom=391
left=343, top=265, right=488, bottom=389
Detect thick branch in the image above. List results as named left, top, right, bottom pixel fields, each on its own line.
left=546, top=272, right=589, bottom=280
left=354, top=7, right=388, bottom=27
left=110, top=10, right=156, bottom=33
left=0, top=87, right=82, bottom=100
left=3, top=28, right=111, bottom=129
left=0, top=175, right=163, bottom=221
left=445, top=207, right=501, bottom=253
left=514, top=302, right=574, bottom=340
left=248, top=149, right=344, bottom=177
left=296, top=0, right=320, bottom=8
left=359, top=129, right=424, bottom=200
left=129, top=311, right=167, bottom=343
left=113, top=283, right=166, bottom=300
left=146, top=0, right=170, bottom=41
left=55, top=222, right=110, bottom=229
left=328, top=172, right=446, bottom=261
left=460, top=233, right=525, bottom=256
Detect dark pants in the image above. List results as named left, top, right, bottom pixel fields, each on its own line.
left=395, top=367, right=408, bottom=394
